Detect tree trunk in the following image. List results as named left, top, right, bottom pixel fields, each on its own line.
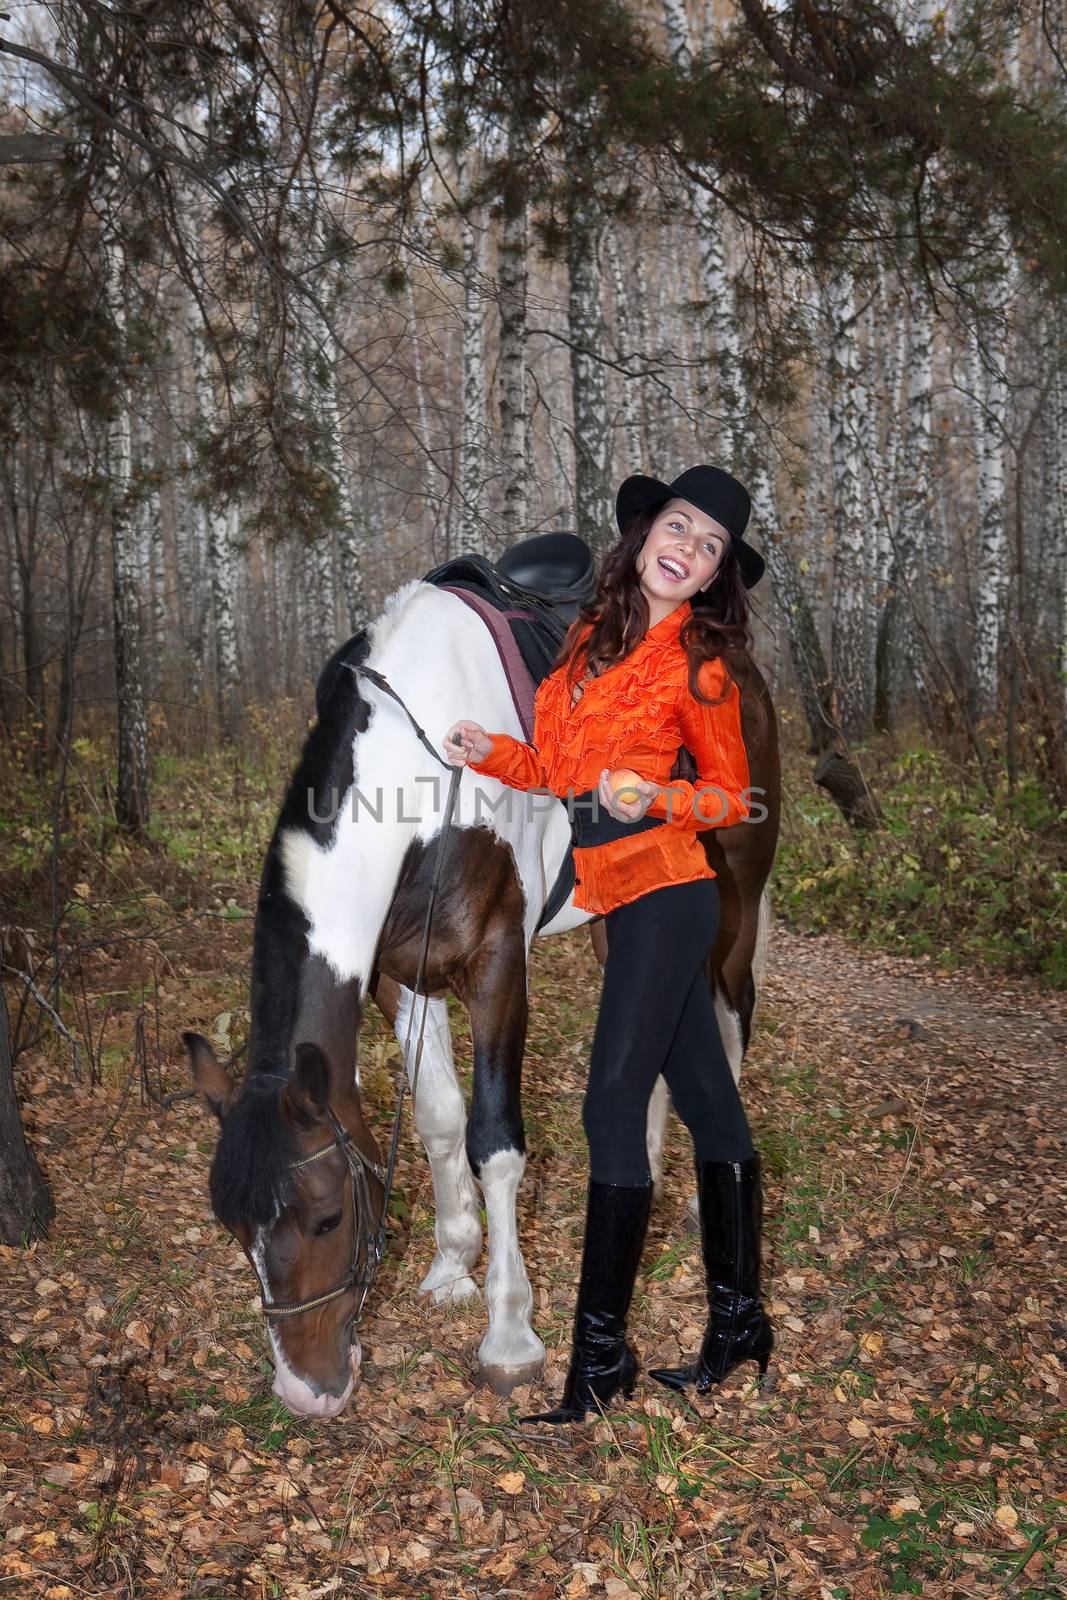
left=104, top=233, right=150, bottom=833
left=966, top=257, right=1012, bottom=724
left=498, top=110, right=530, bottom=542
left=604, top=229, right=643, bottom=470
left=457, top=147, right=491, bottom=554
left=209, top=500, right=241, bottom=735
left=873, top=283, right=906, bottom=732
left=894, top=282, right=937, bottom=720
left=0, top=993, right=53, bottom=1245
left=563, top=119, right=613, bottom=545
left=826, top=273, right=872, bottom=740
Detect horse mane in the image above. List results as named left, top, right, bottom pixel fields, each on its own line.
left=209, top=1073, right=300, bottom=1231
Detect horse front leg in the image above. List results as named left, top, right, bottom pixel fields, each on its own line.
left=461, top=923, right=545, bottom=1395
left=385, top=982, right=483, bottom=1304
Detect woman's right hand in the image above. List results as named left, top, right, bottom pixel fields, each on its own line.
left=443, top=720, right=494, bottom=766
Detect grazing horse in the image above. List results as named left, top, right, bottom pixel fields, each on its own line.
left=184, top=576, right=780, bottom=1418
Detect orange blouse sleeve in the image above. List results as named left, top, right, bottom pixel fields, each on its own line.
left=466, top=734, right=551, bottom=791
left=643, top=657, right=751, bottom=831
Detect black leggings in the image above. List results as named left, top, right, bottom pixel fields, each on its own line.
left=582, top=877, right=756, bottom=1185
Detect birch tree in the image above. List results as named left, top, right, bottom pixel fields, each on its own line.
left=457, top=145, right=492, bottom=553
left=562, top=111, right=613, bottom=544
left=497, top=109, right=531, bottom=540
left=825, top=274, right=873, bottom=739
left=101, top=217, right=150, bottom=832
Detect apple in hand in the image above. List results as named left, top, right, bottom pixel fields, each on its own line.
left=608, top=767, right=644, bottom=806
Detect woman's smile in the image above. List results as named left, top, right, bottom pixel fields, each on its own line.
left=657, top=554, right=690, bottom=582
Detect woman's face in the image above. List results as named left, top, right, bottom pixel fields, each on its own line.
left=635, top=497, right=729, bottom=609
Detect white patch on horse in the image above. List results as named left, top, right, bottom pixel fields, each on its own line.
left=393, top=987, right=482, bottom=1303
left=646, top=1075, right=669, bottom=1200
left=270, top=1328, right=353, bottom=1418
left=714, top=988, right=744, bottom=1088
left=251, top=1224, right=355, bottom=1418
left=475, top=1147, right=545, bottom=1383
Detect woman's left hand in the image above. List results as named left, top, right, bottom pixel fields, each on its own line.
left=598, top=768, right=659, bottom=822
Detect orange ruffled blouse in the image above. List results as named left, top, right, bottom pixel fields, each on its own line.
left=467, top=598, right=751, bottom=915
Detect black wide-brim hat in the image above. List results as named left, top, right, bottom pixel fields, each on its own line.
left=615, top=464, right=765, bottom=589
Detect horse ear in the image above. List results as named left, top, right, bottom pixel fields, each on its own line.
left=183, top=1032, right=237, bottom=1121
left=292, top=1042, right=331, bottom=1114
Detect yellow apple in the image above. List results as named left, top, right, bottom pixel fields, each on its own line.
left=608, top=767, right=644, bottom=807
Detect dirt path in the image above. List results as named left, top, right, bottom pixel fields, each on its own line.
left=770, top=923, right=1067, bottom=1109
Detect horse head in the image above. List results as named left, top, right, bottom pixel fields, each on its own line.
left=184, top=1032, right=385, bottom=1418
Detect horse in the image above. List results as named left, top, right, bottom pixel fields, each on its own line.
left=184, top=575, right=780, bottom=1418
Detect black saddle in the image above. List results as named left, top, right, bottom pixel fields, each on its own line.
left=421, top=532, right=597, bottom=688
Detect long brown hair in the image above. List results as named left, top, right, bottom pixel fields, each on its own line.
left=552, top=507, right=769, bottom=754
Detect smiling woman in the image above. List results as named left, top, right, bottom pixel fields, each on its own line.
left=444, top=464, right=777, bottom=1428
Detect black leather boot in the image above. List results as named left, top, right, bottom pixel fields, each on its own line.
left=521, top=1180, right=652, bottom=1425
left=648, top=1154, right=773, bottom=1395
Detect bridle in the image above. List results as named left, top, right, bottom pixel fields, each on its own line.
left=247, top=663, right=463, bottom=1329
left=254, top=1098, right=388, bottom=1323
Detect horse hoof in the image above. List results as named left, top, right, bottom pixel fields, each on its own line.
left=476, top=1357, right=546, bottom=1396
left=420, top=1271, right=481, bottom=1305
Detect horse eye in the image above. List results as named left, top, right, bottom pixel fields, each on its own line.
left=315, top=1211, right=342, bottom=1237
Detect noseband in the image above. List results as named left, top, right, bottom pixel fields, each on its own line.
left=254, top=1100, right=388, bottom=1323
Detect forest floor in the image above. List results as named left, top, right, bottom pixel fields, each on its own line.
left=1, top=890, right=1065, bottom=1599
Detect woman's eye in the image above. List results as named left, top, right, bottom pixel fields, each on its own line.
left=315, top=1212, right=342, bottom=1236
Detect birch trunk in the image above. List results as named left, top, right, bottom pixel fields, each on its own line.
left=498, top=110, right=530, bottom=539
left=631, top=253, right=664, bottom=465
left=872, top=283, right=904, bottom=730
left=1043, top=305, right=1067, bottom=726
left=604, top=229, right=642, bottom=469
left=171, top=339, right=204, bottom=700
left=308, top=312, right=366, bottom=638
left=457, top=148, right=491, bottom=554
left=103, top=231, right=150, bottom=832
left=564, top=117, right=613, bottom=543
left=825, top=274, right=872, bottom=739
left=966, top=262, right=1011, bottom=723
left=894, top=285, right=937, bottom=715
left=208, top=500, right=240, bottom=735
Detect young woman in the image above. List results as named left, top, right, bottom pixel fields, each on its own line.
left=442, top=465, right=774, bottom=1426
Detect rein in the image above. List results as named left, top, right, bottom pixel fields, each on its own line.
left=251, top=663, right=463, bottom=1326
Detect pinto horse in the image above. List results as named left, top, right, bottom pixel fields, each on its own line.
left=184, top=577, right=780, bottom=1418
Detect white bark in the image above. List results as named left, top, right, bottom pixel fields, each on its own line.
left=1044, top=307, right=1067, bottom=725
left=498, top=110, right=530, bottom=539
left=170, top=332, right=204, bottom=697
left=965, top=265, right=1011, bottom=723
left=563, top=118, right=613, bottom=542
left=896, top=283, right=936, bottom=711
left=604, top=229, right=642, bottom=469
left=825, top=274, right=872, bottom=738
left=311, top=312, right=366, bottom=636
left=208, top=499, right=240, bottom=728
left=103, top=230, right=149, bottom=830
left=457, top=147, right=491, bottom=554
left=631, top=246, right=668, bottom=466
